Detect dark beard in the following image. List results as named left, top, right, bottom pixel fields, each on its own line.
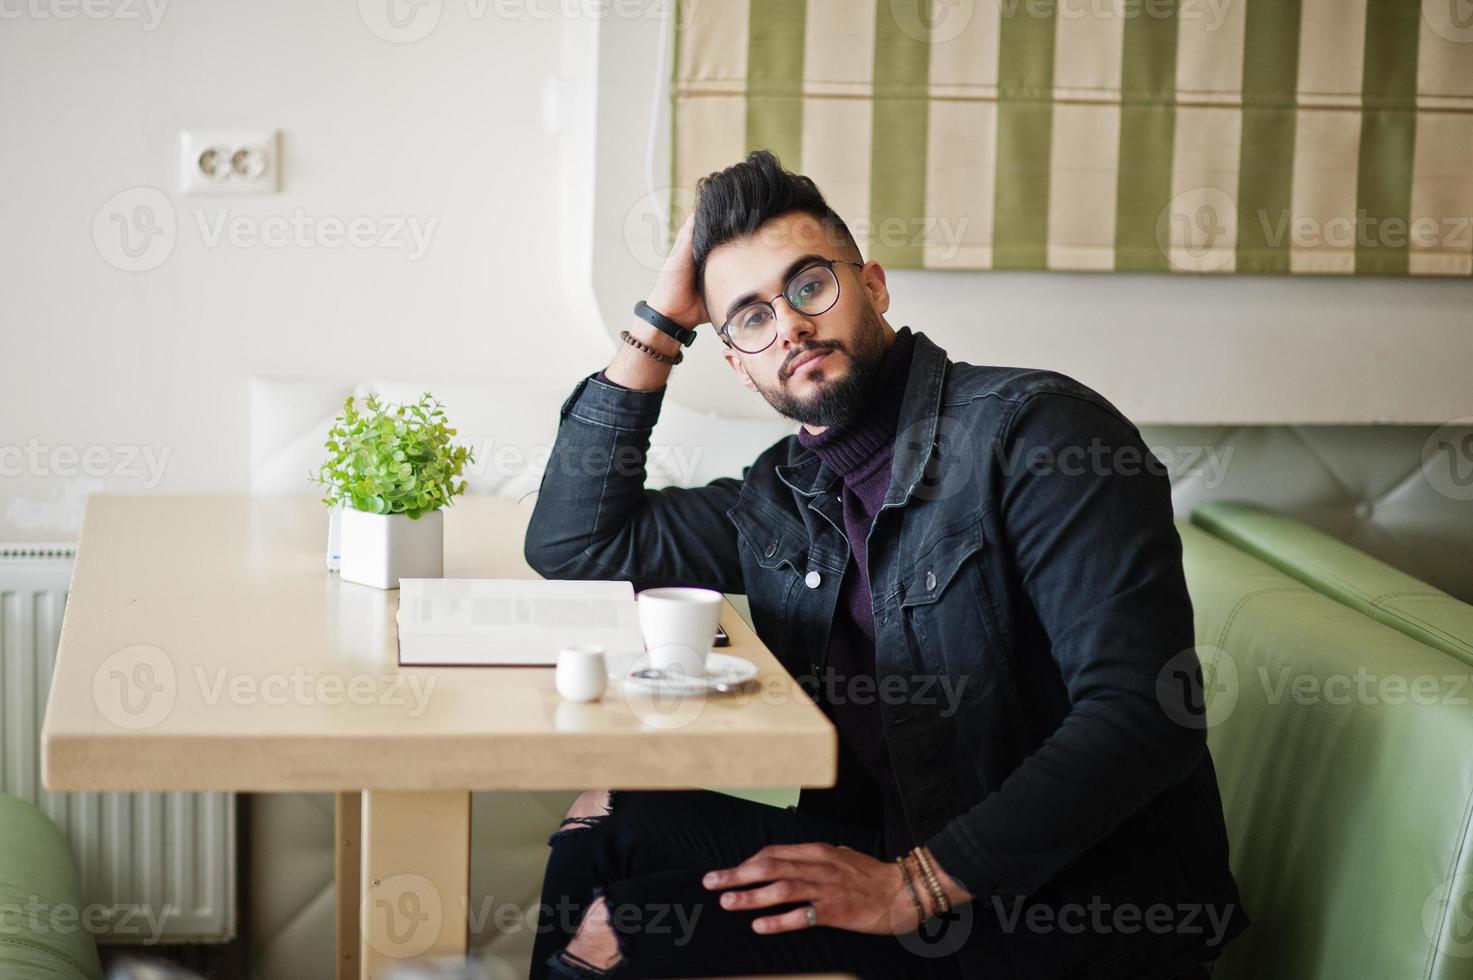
left=758, top=307, right=891, bottom=429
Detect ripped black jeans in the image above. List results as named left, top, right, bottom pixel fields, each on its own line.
left=529, top=789, right=966, bottom=980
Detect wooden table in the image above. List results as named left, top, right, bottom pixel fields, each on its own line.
left=42, top=495, right=837, bottom=979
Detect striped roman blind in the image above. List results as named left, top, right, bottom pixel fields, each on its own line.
left=670, top=0, right=1473, bottom=275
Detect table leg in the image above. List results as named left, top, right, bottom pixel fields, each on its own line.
left=335, top=792, right=362, bottom=980
left=359, top=790, right=471, bottom=980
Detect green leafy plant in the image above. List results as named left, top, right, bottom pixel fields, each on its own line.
left=312, top=392, right=472, bottom=519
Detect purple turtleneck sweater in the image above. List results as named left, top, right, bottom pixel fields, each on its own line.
left=796, top=325, right=917, bottom=853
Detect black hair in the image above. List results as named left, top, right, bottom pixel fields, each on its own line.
left=690, top=149, right=861, bottom=307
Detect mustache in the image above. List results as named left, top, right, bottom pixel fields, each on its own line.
left=782, top=341, right=844, bottom=380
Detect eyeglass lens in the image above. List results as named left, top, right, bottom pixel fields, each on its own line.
left=726, top=264, right=840, bottom=353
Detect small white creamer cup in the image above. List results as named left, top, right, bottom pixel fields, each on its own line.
left=636, top=587, right=722, bottom=678
left=556, top=644, right=608, bottom=702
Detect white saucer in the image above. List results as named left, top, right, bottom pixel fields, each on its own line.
left=623, top=652, right=758, bottom=695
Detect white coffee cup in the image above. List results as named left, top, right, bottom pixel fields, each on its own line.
left=555, top=644, right=608, bottom=702
left=636, top=587, right=722, bottom=678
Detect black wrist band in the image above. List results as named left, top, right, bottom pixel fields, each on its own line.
left=633, top=300, right=698, bottom=348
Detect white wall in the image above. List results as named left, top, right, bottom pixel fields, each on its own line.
left=4, top=2, right=1471, bottom=543
left=0, top=1, right=613, bottom=541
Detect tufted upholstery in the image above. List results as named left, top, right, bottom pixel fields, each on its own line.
left=247, top=376, right=1473, bottom=978
left=1138, top=423, right=1473, bottom=603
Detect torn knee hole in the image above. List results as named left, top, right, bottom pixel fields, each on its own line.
left=548, top=791, right=618, bottom=845
left=548, top=816, right=605, bottom=844
left=555, top=895, right=624, bottom=976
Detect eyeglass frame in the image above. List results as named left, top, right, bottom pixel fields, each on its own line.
left=715, top=257, right=866, bottom=354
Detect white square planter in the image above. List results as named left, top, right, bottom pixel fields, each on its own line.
left=338, top=507, right=444, bottom=590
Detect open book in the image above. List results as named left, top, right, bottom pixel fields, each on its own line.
left=396, top=578, right=647, bottom=667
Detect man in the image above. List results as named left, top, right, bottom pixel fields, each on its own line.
left=523, top=150, right=1248, bottom=979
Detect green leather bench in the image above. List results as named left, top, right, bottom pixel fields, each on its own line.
left=1193, top=500, right=1473, bottom=665
left=0, top=794, right=102, bottom=979
left=1179, top=520, right=1473, bottom=979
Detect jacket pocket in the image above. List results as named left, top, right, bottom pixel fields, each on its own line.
left=899, top=514, right=1005, bottom=696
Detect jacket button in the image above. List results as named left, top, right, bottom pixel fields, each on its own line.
left=765, top=541, right=778, bottom=558
left=805, top=571, right=822, bottom=589
left=925, top=570, right=937, bottom=591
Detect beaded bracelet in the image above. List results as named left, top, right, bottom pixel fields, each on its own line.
left=895, top=856, right=925, bottom=927
left=619, top=329, right=683, bottom=365
left=911, top=847, right=952, bottom=916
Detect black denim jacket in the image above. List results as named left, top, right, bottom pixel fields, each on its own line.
left=524, top=331, right=1248, bottom=978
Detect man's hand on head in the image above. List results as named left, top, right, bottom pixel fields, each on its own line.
left=648, top=212, right=708, bottom=330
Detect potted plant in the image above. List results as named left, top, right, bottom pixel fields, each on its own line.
left=313, top=392, right=472, bottom=589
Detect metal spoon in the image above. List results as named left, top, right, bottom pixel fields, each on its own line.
left=629, top=668, right=744, bottom=694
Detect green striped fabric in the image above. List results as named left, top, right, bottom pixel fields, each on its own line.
left=671, top=0, right=1473, bottom=275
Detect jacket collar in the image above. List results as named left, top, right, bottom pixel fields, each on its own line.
left=775, top=329, right=949, bottom=508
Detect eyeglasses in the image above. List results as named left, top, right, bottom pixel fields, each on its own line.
left=717, top=258, right=865, bottom=354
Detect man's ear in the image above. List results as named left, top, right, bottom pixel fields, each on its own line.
left=723, top=350, right=760, bottom=393
left=859, top=260, right=890, bottom=316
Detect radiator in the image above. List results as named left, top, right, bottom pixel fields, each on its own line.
left=0, top=544, right=235, bottom=944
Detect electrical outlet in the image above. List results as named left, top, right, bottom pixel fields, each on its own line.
left=179, top=129, right=279, bottom=196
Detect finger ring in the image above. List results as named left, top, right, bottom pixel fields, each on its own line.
left=804, top=905, right=819, bottom=928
